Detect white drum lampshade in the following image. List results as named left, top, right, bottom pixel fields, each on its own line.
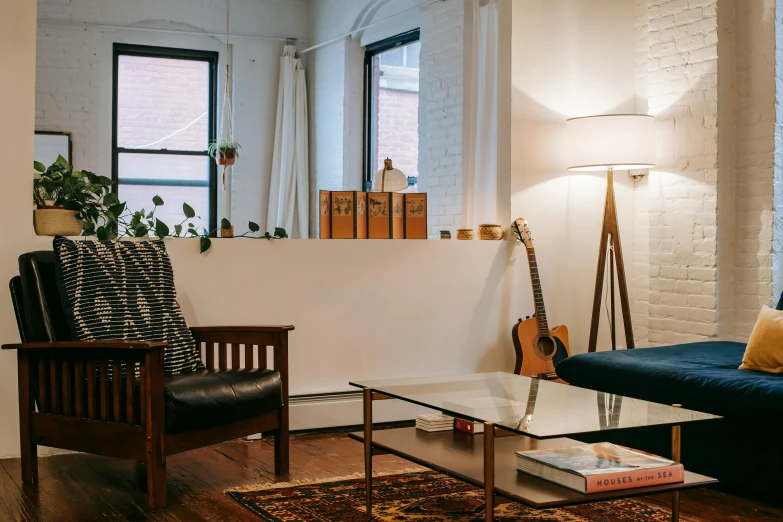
left=372, top=158, right=408, bottom=192
left=566, top=114, right=656, bottom=171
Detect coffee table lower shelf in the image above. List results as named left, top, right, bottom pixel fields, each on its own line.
left=349, top=427, right=717, bottom=510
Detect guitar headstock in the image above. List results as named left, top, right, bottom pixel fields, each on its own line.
left=512, top=218, right=533, bottom=248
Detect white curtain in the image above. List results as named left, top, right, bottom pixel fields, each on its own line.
left=267, top=45, right=309, bottom=238
left=465, top=0, right=499, bottom=228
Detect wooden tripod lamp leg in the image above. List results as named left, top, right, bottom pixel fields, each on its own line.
left=588, top=169, right=636, bottom=353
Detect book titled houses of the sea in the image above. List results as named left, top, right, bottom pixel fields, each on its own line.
left=515, top=442, right=684, bottom=494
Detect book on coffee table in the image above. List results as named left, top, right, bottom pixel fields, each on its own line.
left=415, top=414, right=454, bottom=432
left=515, top=442, right=684, bottom=494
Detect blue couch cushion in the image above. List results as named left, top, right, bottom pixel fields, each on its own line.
left=555, top=341, right=783, bottom=419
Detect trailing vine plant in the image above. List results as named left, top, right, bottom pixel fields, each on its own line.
left=34, top=157, right=287, bottom=253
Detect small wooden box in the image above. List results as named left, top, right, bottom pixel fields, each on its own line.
left=368, top=193, right=405, bottom=239
left=319, top=190, right=331, bottom=239
left=404, top=193, right=427, bottom=239
left=331, top=191, right=367, bottom=239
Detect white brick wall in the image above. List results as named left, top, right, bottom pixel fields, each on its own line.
left=646, top=0, right=720, bottom=345
left=35, top=23, right=101, bottom=173
left=632, top=0, right=651, bottom=346
left=418, top=0, right=464, bottom=238
left=731, top=0, right=777, bottom=338
left=635, top=0, right=779, bottom=344
left=776, top=0, right=783, bottom=305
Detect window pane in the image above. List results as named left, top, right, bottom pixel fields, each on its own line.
left=371, top=41, right=420, bottom=183
left=117, top=55, right=209, bottom=150
left=117, top=153, right=210, bottom=232
left=118, top=153, right=209, bottom=182
left=118, top=184, right=210, bottom=234
left=380, top=47, right=404, bottom=67
left=406, top=42, right=420, bottom=69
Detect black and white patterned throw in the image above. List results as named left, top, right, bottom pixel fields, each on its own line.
left=53, top=237, right=202, bottom=375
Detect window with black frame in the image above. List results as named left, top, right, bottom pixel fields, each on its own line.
left=364, top=30, right=421, bottom=191
left=112, top=44, right=218, bottom=233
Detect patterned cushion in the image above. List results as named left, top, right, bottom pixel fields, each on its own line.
left=53, top=237, right=202, bottom=375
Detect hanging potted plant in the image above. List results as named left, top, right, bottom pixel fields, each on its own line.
left=208, top=139, right=242, bottom=165
left=33, top=155, right=114, bottom=236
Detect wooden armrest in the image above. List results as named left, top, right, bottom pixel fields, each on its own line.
left=189, top=326, right=294, bottom=333
left=2, top=341, right=167, bottom=351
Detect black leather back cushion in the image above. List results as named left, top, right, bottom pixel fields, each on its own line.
left=778, top=293, right=783, bottom=310
left=9, top=276, right=27, bottom=343
left=17, top=251, right=72, bottom=343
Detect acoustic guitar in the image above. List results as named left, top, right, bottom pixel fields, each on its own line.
left=511, top=218, right=571, bottom=382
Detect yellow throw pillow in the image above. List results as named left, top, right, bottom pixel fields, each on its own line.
left=739, top=306, right=783, bottom=373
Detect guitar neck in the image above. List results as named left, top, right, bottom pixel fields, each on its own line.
left=526, top=247, right=549, bottom=336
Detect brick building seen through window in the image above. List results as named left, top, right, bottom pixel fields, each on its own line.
left=112, top=44, right=218, bottom=233
left=366, top=31, right=420, bottom=191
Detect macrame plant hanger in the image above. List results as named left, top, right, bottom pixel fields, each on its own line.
left=220, top=0, right=234, bottom=190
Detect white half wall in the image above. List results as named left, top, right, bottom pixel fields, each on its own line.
left=165, top=239, right=521, bottom=395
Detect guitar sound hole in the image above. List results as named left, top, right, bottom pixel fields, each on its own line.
left=537, top=336, right=555, bottom=357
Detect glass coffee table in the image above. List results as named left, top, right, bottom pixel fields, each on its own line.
left=349, top=372, right=720, bottom=522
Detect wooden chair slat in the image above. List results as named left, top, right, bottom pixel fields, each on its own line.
left=74, top=358, right=84, bottom=418
left=232, top=344, right=240, bottom=370
left=219, top=343, right=228, bottom=370
left=244, top=344, right=253, bottom=369
left=139, top=363, right=146, bottom=423
left=257, top=346, right=266, bottom=370
left=126, top=364, right=136, bottom=425
left=37, top=357, right=48, bottom=414
left=112, top=361, right=122, bottom=423
left=61, top=359, right=72, bottom=416
left=99, top=363, right=109, bottom=422
left=49, top=358, right=59, bottom=414
left=206, top=343, right=215, bottom=369
left=86, top=361, right=95, bottom=420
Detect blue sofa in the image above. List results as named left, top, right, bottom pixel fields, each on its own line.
left=555, top=297, right=783, bottom=502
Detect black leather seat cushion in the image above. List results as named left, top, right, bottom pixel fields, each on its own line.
left=164, top=369, right=282, bottom=433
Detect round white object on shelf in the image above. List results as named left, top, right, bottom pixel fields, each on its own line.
left=371, top=158, right=408, bottom=192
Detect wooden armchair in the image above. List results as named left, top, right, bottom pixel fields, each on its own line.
left=3, top=252, right=291, bottom=510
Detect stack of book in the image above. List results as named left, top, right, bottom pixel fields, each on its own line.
left=415, top=414, right=454, bottom=432
left=319, top=190, right=427, bottom=239
left=515, top=442, right=684, bottom=493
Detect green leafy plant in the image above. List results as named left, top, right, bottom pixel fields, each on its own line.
left=33, top=155, right=114, bottom=234
left=208, top=139, right=242, bottom=160
left=33, top=157, right=287, bottom=253
left=202, top=218, right=288, bottom=253
left=107, top=196, right=200, bottom=242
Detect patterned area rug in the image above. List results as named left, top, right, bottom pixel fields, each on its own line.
left=228, top=470, right=685, bottom=521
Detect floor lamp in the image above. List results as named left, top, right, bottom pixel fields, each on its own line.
left=566, top=115, right=656, bottom=352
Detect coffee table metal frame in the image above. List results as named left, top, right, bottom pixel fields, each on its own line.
left=357, top=386, right=711, bottom=522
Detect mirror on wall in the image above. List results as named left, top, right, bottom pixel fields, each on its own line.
left=34, top=131, right=71, bottom=167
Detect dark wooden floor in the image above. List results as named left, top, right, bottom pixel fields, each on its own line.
left=0, top=433, right=780, bottom=521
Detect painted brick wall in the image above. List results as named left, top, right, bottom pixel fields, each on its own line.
left=377, top=88, right=420, bottom=179
left=731, top=0, right=777, bottom=338
left=632, top=0, right=651, bottom=346
left=35, top=23, right=101, bottom=173
left=776, top=0, right=783, bottom=305
left=418, top=0, right=464, bottom=237
left=645, top=0, right=720, bottom=345
left=637, top=0, right=779, bottom=344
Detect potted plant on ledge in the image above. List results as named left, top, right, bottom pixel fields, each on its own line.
left=33, top=155, right=114, bottom=236
left=208, top=139, right=242, bottom=165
